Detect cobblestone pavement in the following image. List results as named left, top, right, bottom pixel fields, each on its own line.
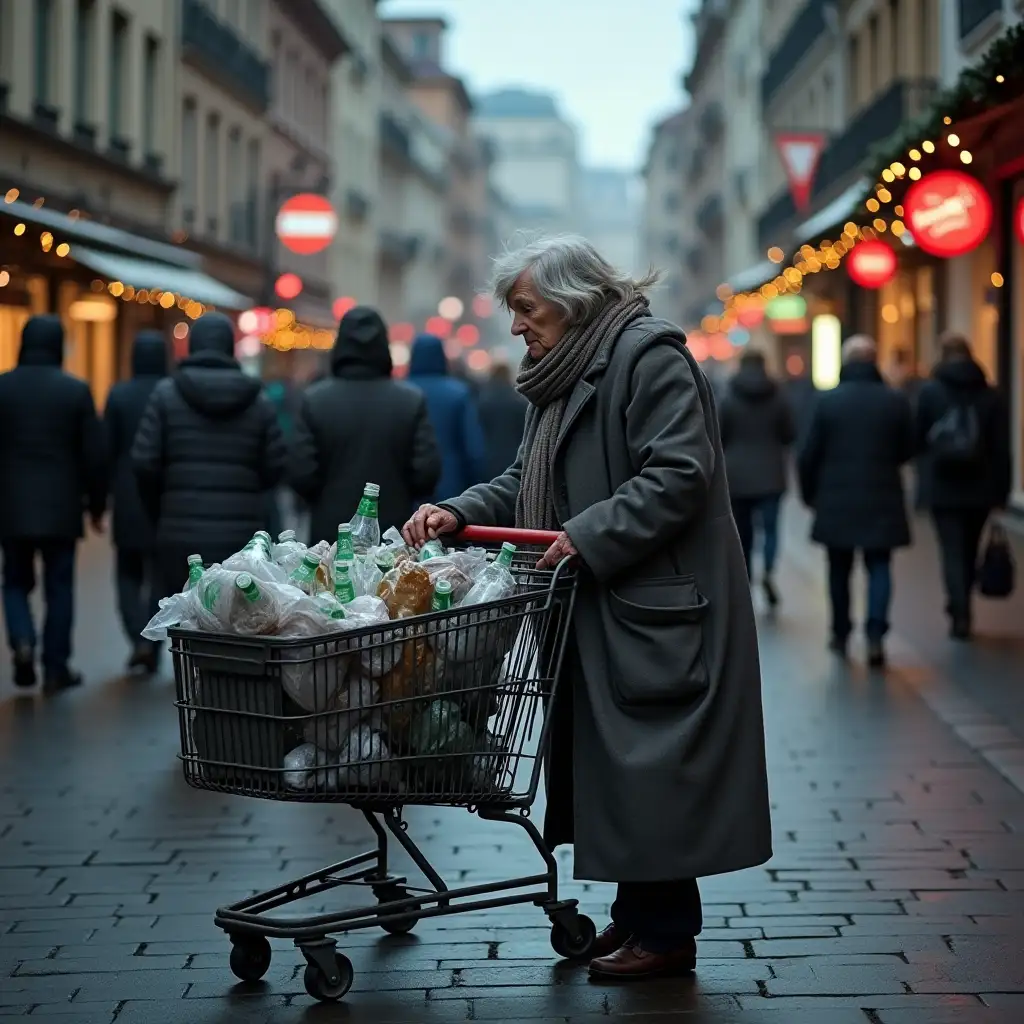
left=2, top=535, right=1024, bottom=1023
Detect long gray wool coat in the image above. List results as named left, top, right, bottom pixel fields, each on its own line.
left=442, top=316, right=772, bottom=883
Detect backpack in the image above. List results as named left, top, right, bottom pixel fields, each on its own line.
left=927, top=402, right=982, bottom=468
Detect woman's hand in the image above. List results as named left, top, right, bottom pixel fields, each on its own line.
left=403, top=504, right=459, bottom=549
left=536, top=531, right=578, bottom=570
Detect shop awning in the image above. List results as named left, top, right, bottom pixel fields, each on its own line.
left=1, top=198, right=202, bottom=269
left=73, top=248, right=252, bottom=310
left=795, top=179, right=869, bottom=244
left=727, top=260, right=776, bottom=292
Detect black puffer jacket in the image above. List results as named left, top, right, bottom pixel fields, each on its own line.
left=797, top=360, right=914, bottom=550
left=131, top=313, right=286, bottom=561
left=104, top=330, right=168, bottom=550
left=914, top=356, right=1011, bottom=510
left=290, top=306, right=441, bottom=543
left=718, top=363, right=795, bottom=499
left=0, top=315, right=107, bottom=540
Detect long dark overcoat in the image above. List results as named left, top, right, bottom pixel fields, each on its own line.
left=442, top=316, right=772, bottom=882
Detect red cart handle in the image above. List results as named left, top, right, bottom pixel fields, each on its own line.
left=456, top=526, right=562, bottom=546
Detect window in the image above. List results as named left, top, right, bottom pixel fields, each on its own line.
left=181, top=98, right=198, bottom=226
left=142, top=35, right=159, bottom=154
left=245, top=138, right=261, bottom=247
left=227, top=127, right=242, bottom=243
left=847, top=34, right=860, bottom=112
left=73, top=0, right=94, bottom=123
left=270, top=31, right=281, bottom=111
left=889, top=0, right=900, bottom=79
left=205, top=113, right=221, bottom=235
left=867, top=15, right=879, bottom=95
left=411, top=31, right=431, bottom=59
left=109, top=10, right=128, bottom=138
left=34, top=0, right=53, bottom=106
left=286, top=51, right=298, bottom=120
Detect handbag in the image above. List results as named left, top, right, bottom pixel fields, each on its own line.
left=976, top=522, right=1016, bottom=599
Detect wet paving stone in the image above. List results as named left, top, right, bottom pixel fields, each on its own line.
left=2, top=546, right=1024, bottom=1021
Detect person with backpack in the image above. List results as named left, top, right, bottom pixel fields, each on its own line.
left=915, top=332, right=1011, bottom=639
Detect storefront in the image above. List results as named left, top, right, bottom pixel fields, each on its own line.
left=0, top=196, right=252, bottom=409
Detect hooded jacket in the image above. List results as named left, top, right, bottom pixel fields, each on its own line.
left=914, top=356, right=1011, bottom=510
left=290, top=307, right=441, bottom=542
left=407, top=333, right=486, bottom=502
left=717, top=360, right=796, bottom=499
left=104, top=330, right=168, bottom=549
left=477, top=370, right=528, bottom=481
left=0, top=315, right=108, bottom=540
left=131, top=312, right=286, bottom=560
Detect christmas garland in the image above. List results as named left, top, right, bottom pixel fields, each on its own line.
left=866, top=22, right=1024, bottom=181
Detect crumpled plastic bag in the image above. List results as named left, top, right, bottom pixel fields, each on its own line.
left=272, top=536, right=308, bottom=576
left=283, top=727, right=402, bottom=793
left=303, top=673, right=380, bottom=749
left=222, top=544, right=290, bottom=584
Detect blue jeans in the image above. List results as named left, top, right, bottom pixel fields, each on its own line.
left=732, top=495, right=782, bottom=580
left=1, top=539, right=76, bottom=672
left=827, top=547, right=892, bottom=642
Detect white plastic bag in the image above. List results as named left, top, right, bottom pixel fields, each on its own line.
left=302, top=674, right=379, bottom=749
left=283, top=742, right=320, bottom=790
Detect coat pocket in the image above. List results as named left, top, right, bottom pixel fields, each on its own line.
left=606, top=575, right=710, bottom=706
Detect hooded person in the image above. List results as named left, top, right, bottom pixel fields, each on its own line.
left=131, top=312, right=287, bottom=598
left=0, top=314, right=107, bottom=692
left=406, top=333, right=487, bottom=502
left=290, top=306, right=441, bottom=544
left=717, top=350, right=796, bottom=602
left=104, top=329, right=168, bottom=672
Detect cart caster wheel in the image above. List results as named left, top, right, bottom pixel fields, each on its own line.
left=303, top=953, right=354, bottom=1002
left=550, top=914, right=597, bottom=960
left=375, top=885, right=419, bottom=936
left=228, top=936, right=272, bottom=983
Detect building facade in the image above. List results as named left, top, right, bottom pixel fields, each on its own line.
left=578, top=168, right=641, bottom=277
left=473, top=89, right=581, bottom=239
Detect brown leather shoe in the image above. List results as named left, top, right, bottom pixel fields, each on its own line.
left=589, top=937, right=696, bottom=980
left=589, top=923, right=631, bottom=960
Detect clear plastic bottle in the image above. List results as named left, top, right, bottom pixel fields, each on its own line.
left=290, top=552, right=325, bottom=595
left=350, top=483, right=381, bottom=554
left=255, top=531, right=273, bottom=557
left=232, top=572, right=279, bottom=633
left=336, top=522, right=355, bottom=564
left=185, top=554, right=205, bottom=590
left=278, top=529, right=297, bottom=544
left=419, top=539, right=446, bottom=562
left=461, top=543, right=517, bottom=606
left=431, top=579, right=453, bottom=611
left=334, top=561, right=356, bottom=604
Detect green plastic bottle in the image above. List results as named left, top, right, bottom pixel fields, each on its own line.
left=289, top=552, right=323, bottom=595
left=235, top=572, right=261, bottom=601
left=431, top=579, right=453, bottom=612
left=334, top=561, right=356, bottom=604
left=350, top=483, right=381, bottom=554
left=185, top=554, right=204, bottom=590
left=419, top=539, right=446, bottom=562
left=336, top=522, right=355, bottom=563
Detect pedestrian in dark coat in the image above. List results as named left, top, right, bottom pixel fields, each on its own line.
left=407, top=333, right=487, bottom=501
left=797, top=335, right=914, bottom=667
left=104, top=329, right=168, bottom=673
left=718, top=350, right=795, bottom=603
left=0, top=315, right=107, bottom=691
left=290, top=307, right=441, bottom=544
left=914, top=332, right=1011, bottom=639
left=476, top=362, right=528, bottom=480
left=131, top=312, right=287, bottom=598
left=403, top=236, right=770, bottom=982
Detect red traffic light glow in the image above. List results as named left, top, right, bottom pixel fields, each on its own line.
left=275, top=273, right=303, bottom=300
left=847, top=239, right=897, bottom=289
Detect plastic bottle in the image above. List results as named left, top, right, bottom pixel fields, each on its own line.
left=232, top=572, right=279, bottom=633
left=278, top=529, right=297, bottom=544
left=185, top=554, right=205, bottom=590
left=431, top=579, right=453, bottom=612
left=419, top=539, right=446, bottom=562
left=461, top=543, right=517, bottom=606
left=336, top=523, right=355, bottom=564
left=290, top=552, right=325, bottom=595
left=334, top=561, right=356, bottom=604
left=255, top=531, right=273, bottom=557
left=350, top=483, right=381, bottom=554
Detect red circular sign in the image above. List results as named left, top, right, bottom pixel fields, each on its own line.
left=847, top=239, right=897, bottom=289
left=903, top=171, right=992, bottom=258
left=274, top=273, right=303, bottom=300
left=1015, top=197, right=1024, bottom=246
left=275, top=194, right=338, bottom=255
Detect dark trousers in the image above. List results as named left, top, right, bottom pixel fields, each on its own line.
left=1, top=538, right=76, bottom=672
left=731, top=494, right=782, bottom=580
left=932, top=508, right=990, bottom=623
left=115, top=547, right=161, bottom=647
left=611, top=880, right=702, bottom=951
left=827, top=547, right=892, bottom=642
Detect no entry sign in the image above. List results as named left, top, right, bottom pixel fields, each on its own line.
left=275, top=194, right=338, bottom=255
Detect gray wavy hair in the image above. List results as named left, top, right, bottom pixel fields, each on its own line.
left=490, top=234, right=662, bottom=326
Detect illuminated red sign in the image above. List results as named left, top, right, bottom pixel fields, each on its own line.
left=1015, top=197, right=1024, bottom=247
left=276, top=194, right=338, bottom=255
left=274, top=273, right=303, bottom=300
left=904, top=171, right=992, bottom=258
left=847, top=239, right=897, bottom=289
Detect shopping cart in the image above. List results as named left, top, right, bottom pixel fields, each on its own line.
left=170, top=527, right=594, bottom=1003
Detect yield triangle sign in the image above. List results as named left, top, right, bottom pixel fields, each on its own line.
left=775, top=133, right=826, bottom=211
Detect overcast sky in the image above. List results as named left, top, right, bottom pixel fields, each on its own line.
left=378, top=0, right=695, bottom=171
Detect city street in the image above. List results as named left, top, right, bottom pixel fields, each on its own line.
left=2, top=516, right=1024, bottom=1023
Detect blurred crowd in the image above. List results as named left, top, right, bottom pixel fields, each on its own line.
left=0, top=302, right=1011, bottom=693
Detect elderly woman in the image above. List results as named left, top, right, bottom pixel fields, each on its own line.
left=403, top=236, right=771, bottom=981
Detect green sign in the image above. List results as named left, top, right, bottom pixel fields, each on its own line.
left=765, top=296, right=807, bottom=321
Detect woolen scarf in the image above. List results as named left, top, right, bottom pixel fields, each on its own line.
left=515, top=292, right=650, bottom=530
